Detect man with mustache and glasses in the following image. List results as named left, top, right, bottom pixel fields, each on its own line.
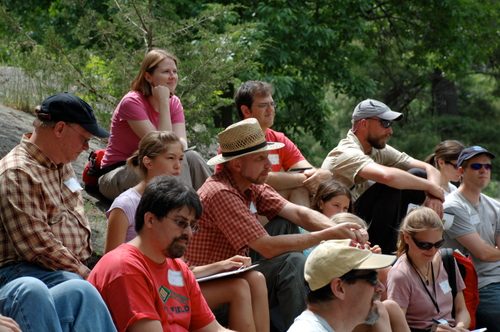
left=443, top=146, right=499, bottom=331
left=89, top=176, right=231, bottom=332
left=288, top=239, right=396, bottom=332
left=321, top=99, right=445, bottom=254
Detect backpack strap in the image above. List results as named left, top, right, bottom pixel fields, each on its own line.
left=440, top=248, right=457, bottom=317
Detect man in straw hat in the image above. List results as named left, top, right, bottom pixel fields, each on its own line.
left=185, top=118, right=368, bottom=331
left=321, top=99, right=444, bottom=254
left=288, top=239, right=396, bottom=332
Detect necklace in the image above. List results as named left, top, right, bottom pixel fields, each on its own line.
left=415, top=262, right=431, bottom=285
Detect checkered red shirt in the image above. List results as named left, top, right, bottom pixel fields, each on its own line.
left=0, top=135, right=91, bottom=277
left=185, top=167, right=287, bottom=266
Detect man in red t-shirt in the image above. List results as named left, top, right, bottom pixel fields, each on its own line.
left=89, top=177, right=229, bottom=332
left=232, top=80, right=333, bottom=207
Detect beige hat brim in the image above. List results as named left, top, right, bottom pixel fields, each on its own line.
left=355, top=253, right=396, bottom=271
left=207, top=142, right=285, bottom=166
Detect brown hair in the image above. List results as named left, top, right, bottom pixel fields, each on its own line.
left=311, top=179, right=352, bottom=212
left=127, top=131, right=182, bottom=178
left=234, top=81, right=273, bottom=119
left=396, top=207, right=443, bottom=256
left=130, top=49, right=179, bottom=97
left=425, top=140, right=465, bottom=170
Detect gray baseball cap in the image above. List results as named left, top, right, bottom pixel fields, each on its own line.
left=352, top=99, right=403, bottom=121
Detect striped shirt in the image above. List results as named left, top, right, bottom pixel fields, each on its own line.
left=0, top=134, right=91, bottom=277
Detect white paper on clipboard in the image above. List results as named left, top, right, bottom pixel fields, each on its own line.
left=196, top=264, right=259, bottom=283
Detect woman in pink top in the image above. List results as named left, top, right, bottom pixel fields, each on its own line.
left=98, top=49, right=211, bottom=200
left=387, top=207, right=470, bottom=332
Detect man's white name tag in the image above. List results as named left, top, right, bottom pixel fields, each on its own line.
left=64, top=177, right=83, bottom=193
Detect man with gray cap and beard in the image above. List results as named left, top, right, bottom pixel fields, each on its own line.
left=288, top=239, right=396, bottom=332
left=321, top=99, right=444, bottom=253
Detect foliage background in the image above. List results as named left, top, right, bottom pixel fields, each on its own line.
left=0, top=0, right=499, bottom=194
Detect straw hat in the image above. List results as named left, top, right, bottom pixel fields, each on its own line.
left=207, top=118, right=284, bottom=166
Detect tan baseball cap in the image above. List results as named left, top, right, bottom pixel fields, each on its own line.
left=305, top=239, right=396, bottom=291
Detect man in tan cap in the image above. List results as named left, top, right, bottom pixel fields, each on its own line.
left=321, top=99, right=444, bottom=254
left=185, top=118, right=367, bottom=331
left=288, top=239, right=396, bottom=332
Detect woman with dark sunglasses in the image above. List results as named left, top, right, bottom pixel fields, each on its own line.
left=425, top=140, right=465, bottom=196
left=387, top=207, right=470, bottom=332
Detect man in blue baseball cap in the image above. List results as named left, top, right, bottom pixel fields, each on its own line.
left=0, top=92, right=108, bottom=281
left=443, top=145, right=498, bottom=331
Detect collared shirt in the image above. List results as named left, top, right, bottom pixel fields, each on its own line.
left=0, top=134, right=91, bottom=276
left=321, top=129, right=411, bottom=201
left=184, top=167, right=287, bottom=266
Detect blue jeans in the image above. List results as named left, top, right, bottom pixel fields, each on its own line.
left=0, top=262, right=82, bottom=288
left=477, top=282, right=500, bottom=331
left=0, top=277, right=116, bottom=332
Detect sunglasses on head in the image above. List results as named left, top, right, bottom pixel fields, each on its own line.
left=469, top=163, right=492, bottom=171
left=341, top=270, right=379, bottom=286
left=411, top=237, right=445, bottom=250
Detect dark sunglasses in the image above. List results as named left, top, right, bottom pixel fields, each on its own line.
left=469, top=163, right=492, bottom=171
left=445, top=161, right=458, bottom=169
left=411, top=237, right=445, bottom=250
left=341, top=270, right=379, bottom=286
left=368, top=118, right=392, bottom=128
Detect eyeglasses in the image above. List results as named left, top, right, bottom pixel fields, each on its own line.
left=168, top=216, right=199, bottom=233
left=469, top=163, right=492, bottom=171
left=254, top=101, right=276, bottom=110
left=342, top=270, right=379, bottom=286
left=367, top=118, right=392, bottom=128
left=411, top=237, right=445, bottom=250
left=445, top=161, right=458, bottom=169
left=67, top=124, right=91, bottom=145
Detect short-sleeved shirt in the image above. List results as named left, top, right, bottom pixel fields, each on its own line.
left=102, top=91, right=185, bottom=167
left=214, top=127, right=305, bottom=173
left=88, top=244, right=214, bottom=332
left=106, top=187, right=141, bottom=242
left=184, top=167, right=287, bottom=266
left=287, top=310, right=334, bottom=332
left=321, top=130, right=412, bottom=201
left=0, top=135, right=91, bottom=276
left=387, top=253, right=465, bottom=330
left=443, top=191, right=500, bottom=289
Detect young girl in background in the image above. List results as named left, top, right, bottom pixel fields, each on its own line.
left=105, top=131, right=269, bottom=332
left=311, top=179, right=351, bottom=217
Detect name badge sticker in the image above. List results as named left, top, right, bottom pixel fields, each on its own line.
left=64, top=177, right=83, bottom=193
left=168, top=270, right=184, bottom=287
left=249, top=202, right=257, bottom=214
left=268, top=154, right=279, bottom=165
left=443, top=213, right=454, bottom=230
left=439, top=280, right=451, bottom=294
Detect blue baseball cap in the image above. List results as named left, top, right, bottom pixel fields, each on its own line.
left=37, top=92, right=109, bottom=138
left=457, top=146, right=495, bottom=167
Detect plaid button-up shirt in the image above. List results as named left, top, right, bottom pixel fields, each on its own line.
left=185, top=167, right=286, bottom=266
left=0, top=135, right=91, bottom=277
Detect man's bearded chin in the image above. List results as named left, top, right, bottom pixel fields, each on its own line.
left=364, top=299, right=381, bottom=326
